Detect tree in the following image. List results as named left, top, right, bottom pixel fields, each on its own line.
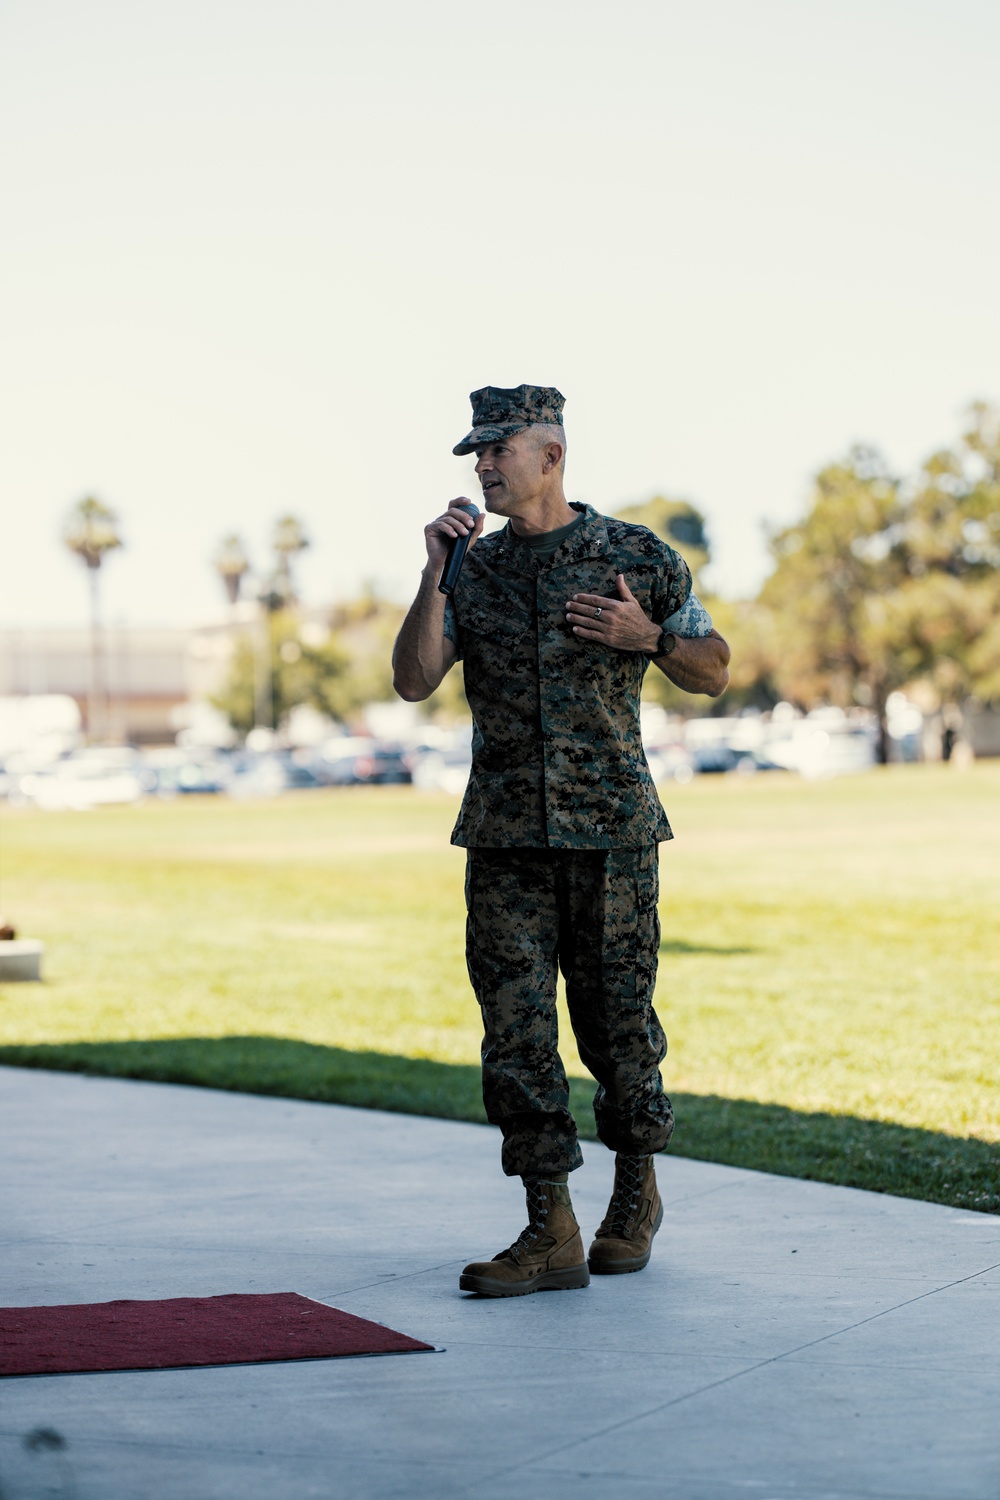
left=700, top=594, right=783, bottom=712
left=212, top=533, right=251, bottom=606
left=211, top=610, right=353, bottom=737
left=906, top=402, right=1000, bottom=579
left=756, top=446, right=915, bottom=759
left=900, top=401, right=1000, bottom=705
left=211, top=518, right=313, bottom=731
left=741, top=406, right=1000, bottom=750
left=62, top=496, right=123, bottom=740
left=271, top=514, right=310, bottom=606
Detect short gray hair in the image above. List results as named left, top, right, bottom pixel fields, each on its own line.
left=531, top=423, right=567, bottom=474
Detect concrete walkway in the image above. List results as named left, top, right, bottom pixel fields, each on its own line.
left=1, top=1065, right=998, bottom=1500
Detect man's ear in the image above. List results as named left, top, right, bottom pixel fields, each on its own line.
left=542, top=442, right=564, bottom=473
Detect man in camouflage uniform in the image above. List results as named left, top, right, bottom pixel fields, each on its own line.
left=393, top=386, right=730, bottom=1297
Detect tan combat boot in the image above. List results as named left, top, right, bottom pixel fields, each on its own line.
left=460, top=1179, right=590, bottom=1297
left=588, top=1154, right=663, bottom=1275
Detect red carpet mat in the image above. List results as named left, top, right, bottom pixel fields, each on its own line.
left=0, top=1293, right=435, bottom=1376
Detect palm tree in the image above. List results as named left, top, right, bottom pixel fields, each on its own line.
left=271, top=514, right=310, bottom=606
left=212, top=533, right=251, bottom=606
left=210, top=531, right=271, bottom=731
left=63, top=496, right=123, bottom=741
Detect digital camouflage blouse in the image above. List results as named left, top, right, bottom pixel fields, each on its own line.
left=447, top=503, right=692, bottom=850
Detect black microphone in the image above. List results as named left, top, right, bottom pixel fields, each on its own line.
left=438, top=502, right=479, bottom=597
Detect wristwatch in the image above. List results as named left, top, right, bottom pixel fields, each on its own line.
left=644, top=627, right=677, bottom=659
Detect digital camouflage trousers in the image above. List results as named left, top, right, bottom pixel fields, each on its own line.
left=464, top=845, right=674, bottom=1177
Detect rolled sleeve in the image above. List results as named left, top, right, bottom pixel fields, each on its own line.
left=661, top=591, right=714, bottom=638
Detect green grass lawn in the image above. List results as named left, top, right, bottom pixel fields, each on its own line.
left=1, top=764, right=998, bottom=1211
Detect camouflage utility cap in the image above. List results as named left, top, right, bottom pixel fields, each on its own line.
left=452, top=384, right=565, bottom=456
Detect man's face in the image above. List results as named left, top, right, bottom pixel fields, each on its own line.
left=474, top=429, right=545, bottom=516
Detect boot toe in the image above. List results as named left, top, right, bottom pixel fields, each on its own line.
left=587, top=1238, right=654, bottom=1275
left=458, top=1182, right=591, bottom=1297
left=460, top=1261, right=590, bottom=1296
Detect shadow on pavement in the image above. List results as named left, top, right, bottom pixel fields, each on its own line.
left=0, top=1037, right=996, bottom=1214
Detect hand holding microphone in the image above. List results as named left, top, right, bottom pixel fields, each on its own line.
left=434, top=500, right=481, bottom=596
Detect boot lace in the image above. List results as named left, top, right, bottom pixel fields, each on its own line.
left=508, top=1180, right=549, bottom=1255
left=605, top=1156, right=646, bottom=1239
left=496, top=1180, right=557, bottom=1263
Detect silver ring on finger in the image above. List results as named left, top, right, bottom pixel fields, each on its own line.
left=594, top=606, right=602, bottom=619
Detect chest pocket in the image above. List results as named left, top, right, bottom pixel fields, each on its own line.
left=603, top=558, right=655, bottom=622
left=461, top=599, right=530, bottom=675
left=456, top=558, right=533, bottom=675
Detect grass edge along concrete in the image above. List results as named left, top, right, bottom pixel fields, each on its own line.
left=0, top=1040, right=996, bottom=1214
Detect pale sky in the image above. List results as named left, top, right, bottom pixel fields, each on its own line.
left=3, top=0, right=998, bottom=629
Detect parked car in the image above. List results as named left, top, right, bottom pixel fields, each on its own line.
left=227, top=751, right=326, bottom=798
left=15, top=750, right=149, bottom=810
left=763, top=722, right=875, bottom=778
left=317, top=737, right=378, bottom=784
left=644, top=744, right=695, bottom=785
left=350, top=744, right=411, bottom=785
left=318, top=738, right=412, bottom=786
left=278, top=753, right=326, bottom=790
left=410, top=745, right=473, bottom=794
left=153, top=758, right=228, bottom=796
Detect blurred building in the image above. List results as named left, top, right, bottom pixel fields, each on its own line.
left=0, top=627, right=202, bottom=743
left=0, top=610, right=319, bottom=745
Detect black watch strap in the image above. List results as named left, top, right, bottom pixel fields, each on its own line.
left=645, top=627, right=677, bottom=659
